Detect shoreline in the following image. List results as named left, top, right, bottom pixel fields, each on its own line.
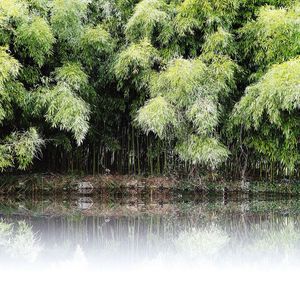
left=0, top=174, right=300, bottom=195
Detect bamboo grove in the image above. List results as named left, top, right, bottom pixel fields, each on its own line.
left=0, top=0, right=299, bottom=179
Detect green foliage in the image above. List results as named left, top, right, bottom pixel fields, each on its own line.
left=19, top=65, right=41, bottom=86
left=25, top=0, right=50, bottom=15
left=114, top=39, right=160, bottom=90
left=44, top=84, right=90, bottom=145
left=0, top=0, right=28, bottom=26
left=0, top=0, right=93, bottom=171
left=240, top=5, right=300, bottom=73
left=0, top=46, right=20, bottom=90
left=15, top=16, right=55, bottom=66
left=186, top=98, right=219, bottom=136
left=136, top=95, right=178, bottom=138
left=80, top=24, right=114, bottom=64
left=0, top=47, right=20, bottom=124
left=0, top=145, right=13, bottom=171
left=176, top=136, right=229, bottom=167
left=50, top=0, right=89, bottom=44
left=0, top=0, right=299, bottom=175
left=0, top=128, right=44, bottom=170
left=0, top=81, right=28, bottom=122
left=202, top=27, right=236, bottom=59
left=175, top=0, right=240, bottom=36
left=55, top=62, right=88, bottom=91
left=233, top=58, right=300, bottom=128
left=150, top=58, right=208, bottom=107
left=137, top=57, right=237, bottom=167
left=125, top=0, right=171, bottom=43
left=232, top=57, right=300, bottom=170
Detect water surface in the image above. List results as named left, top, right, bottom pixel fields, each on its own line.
left=1, top=190, right=300, bottom=266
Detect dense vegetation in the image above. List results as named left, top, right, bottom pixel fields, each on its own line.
left=0, top=0, right=299, bottom=179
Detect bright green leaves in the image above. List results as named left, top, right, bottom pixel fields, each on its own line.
left=0, top=0, right=28, bottom=27
left=232, top=57, right=300, bottom=170
left=233, top=57, right=300, bottom=128
left=0, top=0, right=94, bottom=171
left=230, top=2, right=300, bottom=172
left=137, top=57, right=237, bottom=167
left=15, top=16, right=54, bottom=66
left=176, top=136, right=229, bottom=167
left=0, top=128, right=44, bottom=171
left=55, top=62, right=88, bottom=91
left=0, top=0, right=298, bottom=176
left=47, top=62, right=90, bottom=144
left=80, top=24, right=114, bottom=60
left=208, top=56, right=238, bottom=98
left=240, top=5, right=300, bottom=72
left=43, top=84, right=90, bottom=145
left=1, top=2, right=54, bottom=66
left=150, top=57, right=237, bottom=108
left=51, top=0, right=89, bottom=45
left=175, top=0, right=240, bottom=36
left=0, top=144, right=13, bottom=171
left=114, top=39, right=160, bottom=90
left=136, top=95, right=178, bottom=139
left=0, top=47, right=20, bottom=90
left=125, top=0, right=171, bottom=43
left=186, top=98, right=219, bottom=136
left=114, top=1, right=241, bottom=169
left=25, top=0, right=50, bottom=15
left=202, top=28, right=236, bottom=60
left=0, top=47, right=20, bottom=124
left=7, top=127, right=44, bottom=170
left=119, top=1, right=239, bottom=169
left=150, top=58, right=207, bottom=107
left=0, top=81, right=28, bottom=119
left=28, top=63, right=90, bottom=145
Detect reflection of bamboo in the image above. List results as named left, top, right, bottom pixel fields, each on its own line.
left=6, top=204, right=300, bottom=261
left=156, top=216, right=160, bottom=238
left=136, top=216, right=140, bottom=252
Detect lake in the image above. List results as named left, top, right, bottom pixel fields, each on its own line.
left=0, top=189, right=299, bottom=292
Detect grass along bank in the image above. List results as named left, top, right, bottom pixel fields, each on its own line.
left=1, top=174, right=300, bottom=195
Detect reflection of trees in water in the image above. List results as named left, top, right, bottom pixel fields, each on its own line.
left=1, top=192, right=300, bottom=264
left=0, top=220, right=41, bottom=262
left=1, top=210, right=300, bottom=264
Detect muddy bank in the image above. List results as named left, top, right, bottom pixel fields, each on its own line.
left=1, top=188, right=300, bottom=218
left=0, top=174, right=300, bottom=194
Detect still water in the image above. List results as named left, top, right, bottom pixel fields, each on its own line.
left=1, top=190, right=300, bottom=292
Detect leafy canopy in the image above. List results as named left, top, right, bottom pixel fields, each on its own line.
left=125, top=0, right=171, bottom=43
left=232, top=57, right=300, bottom=170
left=114, top=39, right=160, bottom=90
left=137, top=56, right=237, bottom=167
left=0, top=0, right=92, bottom=171
left=175, top=0, right=240, bottom=36
left=15, top=16, right=55, bottom=66
left=0, top=128, right=44, bottom=171
left=240, top=5, right=300, bottom=73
